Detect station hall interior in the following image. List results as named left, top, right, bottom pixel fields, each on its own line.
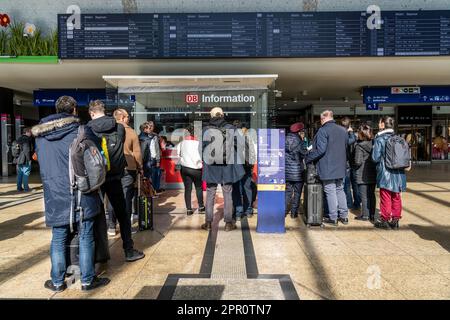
left=0, top=0, right=450, bottom=301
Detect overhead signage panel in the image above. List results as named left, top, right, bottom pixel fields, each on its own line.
left=58, top=10, right=450, bottom=59
left=363, top=86, right=450, bottom=104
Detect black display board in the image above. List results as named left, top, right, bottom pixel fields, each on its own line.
left=398, top=105, right=433, bottom=125
left=58, top=11, right=450, bottom=59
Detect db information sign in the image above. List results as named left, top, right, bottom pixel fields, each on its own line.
left=185, top=94, right=199, bottom=104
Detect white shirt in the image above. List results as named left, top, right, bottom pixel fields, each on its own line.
left=176, top=136, right=202, bottom=170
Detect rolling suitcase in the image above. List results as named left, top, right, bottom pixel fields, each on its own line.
left=303, top=183, right=324, bottom=228
left=137, top=175, right=154, bottom=231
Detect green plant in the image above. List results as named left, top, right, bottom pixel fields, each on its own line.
left=0, top=20, right=58, bottom=56
left=0, top=29, right=8, bottom=55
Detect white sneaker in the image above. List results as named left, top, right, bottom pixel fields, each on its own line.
left=107, top=228, right=117, bottom=237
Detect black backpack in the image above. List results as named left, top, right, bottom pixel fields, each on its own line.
left=11, top=140, right=22, bottom=160
left=306, top=163, right=320, bottom=184
left=384, top=135, right=411, bottom=170
left=101, top=128, right=127, bottom=176
left=69, top=125, right=106, bottom=194
left=206, top=124, right=230, bottom=165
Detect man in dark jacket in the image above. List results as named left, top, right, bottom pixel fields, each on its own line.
left=341, top=117, right=361, bottom=210
left=87, top=100, right=144, bottom=262
left=139, top=121, right=162, bottom=193
left=352, top=124, right=377, bottom=221
left=202, top=107, right=245, bottom=232
left=285, top=122, right=308, bottom=219
left=14, top=127, right=33, bottom=192
left=231, top=121, right=255, bottom=220
left=32, top=96, right=110, bottom=292
left=306, top=110, right=349, bottom=226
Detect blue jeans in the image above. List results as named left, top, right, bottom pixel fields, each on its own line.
left=144, top=161, right=161, bottom=191
left=323, top=179, right=348, bottom=221
left=232, top=172, right=253, bottom=217
left=344, top=168, right=361, bottom=209
left=17, top=163, right=31, bottom=191
left=50, top=218, right=95, bottom=286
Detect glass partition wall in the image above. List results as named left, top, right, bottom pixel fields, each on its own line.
left=131, top=89, right=269, bottom=142
left=104, top=77, right=276, bottom=189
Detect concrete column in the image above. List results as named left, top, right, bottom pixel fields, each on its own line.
left=303, top=0, right=319, bottom=11
left=122, top=0, right=138, bottom=13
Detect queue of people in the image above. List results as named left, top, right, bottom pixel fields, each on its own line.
left=289, top=111, right=408, bottom=230
left=30, top=96, right=408, bottom=293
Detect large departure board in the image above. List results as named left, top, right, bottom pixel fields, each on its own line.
left=58, top=11, right=450, bottom=59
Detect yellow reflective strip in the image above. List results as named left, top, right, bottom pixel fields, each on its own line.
left=257, top=184, right=286, bottom=191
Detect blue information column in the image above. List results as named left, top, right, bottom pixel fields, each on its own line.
left=256, top=129, right=286, bottom=233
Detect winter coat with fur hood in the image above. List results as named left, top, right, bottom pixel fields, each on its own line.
left=32, top=113, right=101, bottom=227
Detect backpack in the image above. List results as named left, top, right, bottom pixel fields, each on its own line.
left=69, top=125, right=106, bottom=194
left=306, top=162, right=320, bottom=184
left=100, top=128, right=127, bottom=175
left=206, top=124, right=229, bottom=165
left=384, top=135, right=411, bottom=170
left=11, top=140, right=22, bottom=159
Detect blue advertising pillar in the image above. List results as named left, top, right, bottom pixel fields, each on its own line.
left=256, top=129, right=286, bottom=233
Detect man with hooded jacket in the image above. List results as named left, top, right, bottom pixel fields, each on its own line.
left=32, top=96, right=110, bottom=292
left=87, top=100, right=144, bottom=262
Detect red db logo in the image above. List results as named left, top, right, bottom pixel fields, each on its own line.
left=185, top=94, right=199, bottom=104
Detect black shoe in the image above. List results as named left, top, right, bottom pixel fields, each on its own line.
left=323, top=217, right=338, bottom=226
left=355, top=216, right=369, bottom=221
left=225, top=222, right=237, bottom=232
left=44, top=280, right=66, bottom=293
left=186, top=209, right=194, bottom=216
left=290, top=213, right=298, bottom=219
left=374, top=219, right=390, bottom=229
left=125, top=249, right=145, bottom=262
left=81, top=276, right=111, bottom=291
left=198, top=206, right=206, bottom=214
left=338, top=217, right=349, bottom=225
left=201, top=222, right=212, bottom=231
left=389, top=219, right=400, bottom=230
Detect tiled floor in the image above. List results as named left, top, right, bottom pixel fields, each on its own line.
left=0, top=164, right=449, bottom=300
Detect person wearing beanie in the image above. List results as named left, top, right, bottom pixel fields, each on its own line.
left=285, top=122, right=308, bottom=219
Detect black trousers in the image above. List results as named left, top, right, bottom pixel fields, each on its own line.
left=180, top=166, right=204, bottom=211
left=285, top=181, right=304, bottom=215
left=359, top=183, right=376, bottom=219
left=101, top=178, right=134, bottom=251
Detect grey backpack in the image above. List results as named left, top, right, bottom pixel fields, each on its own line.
left=69, top=125, right=106, bottom=194
left=385, top=135, right=411, bottom=170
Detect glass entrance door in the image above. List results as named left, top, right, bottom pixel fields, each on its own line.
left=398, top=126, right=431, bottom=162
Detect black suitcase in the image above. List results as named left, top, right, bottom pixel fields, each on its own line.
left=138, top=195, right=153, bottom=230
left=65, top=209, right=111, bottom=268
left=303, top=183, right=324, bottom=227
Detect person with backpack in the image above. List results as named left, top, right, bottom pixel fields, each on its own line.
left=13, top=127, right=33, bottom=192
left=231, top=121, right=256, bottom=221
left=341, top=117, right=361, bottom=211
left=112, top=108, right=143, bottom=235
left=285, top=122, right=308, bottom=219
left=32, top=96, right=110, bottom=292
left=352, top=124, right=377, bottom=222
left=87, top=100, right=145, bottom=262
left=202, top=107, right=245, bottom=232
left=139, top=121, right=162, bottom=193
left=372, top=116, right=409, bottom=230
